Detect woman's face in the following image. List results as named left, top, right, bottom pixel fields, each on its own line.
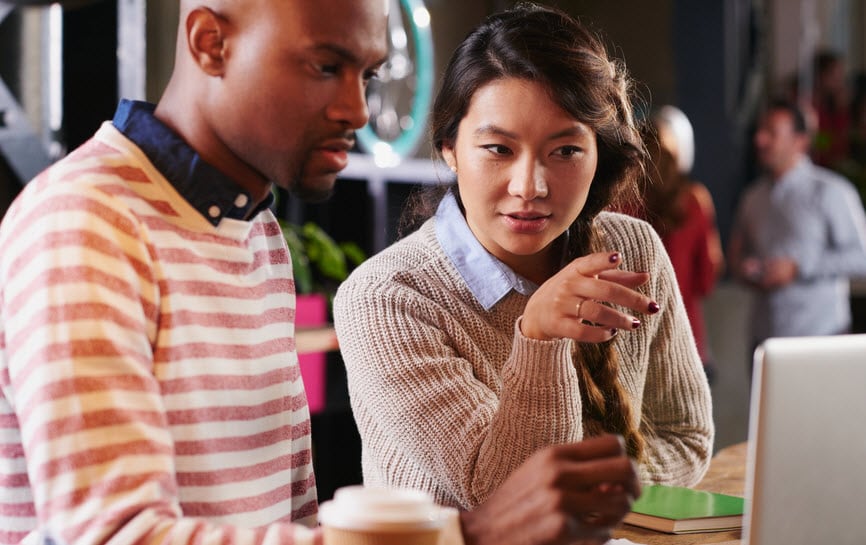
left=442, top=78, right=598, bottom=281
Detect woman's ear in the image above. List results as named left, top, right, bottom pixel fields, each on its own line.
left=441, top=145, right=457, bottom=173
left=185, top=7, right=228, bottom=77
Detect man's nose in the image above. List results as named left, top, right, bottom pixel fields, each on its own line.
left=328, top=77, right=370, bottom=129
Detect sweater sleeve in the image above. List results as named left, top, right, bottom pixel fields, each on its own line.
left=603, top=215, right=715, bottom=486
left=0, top=181, right=318, bottom=545
left=333, top=242, right=585, bottom=509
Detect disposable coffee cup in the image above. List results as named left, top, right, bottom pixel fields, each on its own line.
left=319, top=486, right=445, bottom=545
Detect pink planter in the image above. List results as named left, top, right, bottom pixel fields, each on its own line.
left=295, top=293, right=328, bottom=414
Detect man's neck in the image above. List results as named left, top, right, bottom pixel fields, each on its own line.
left=769, top=155, right=805, bottom=182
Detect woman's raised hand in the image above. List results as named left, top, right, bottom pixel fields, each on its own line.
left=521, top=251, right=660, bottom=342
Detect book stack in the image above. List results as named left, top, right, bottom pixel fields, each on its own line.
left=623, top=484, right=744, bottom=534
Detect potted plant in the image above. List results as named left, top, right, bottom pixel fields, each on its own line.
left=279, top=219, right=366, bottom=414
left=278, top=219, right=367, bottom=305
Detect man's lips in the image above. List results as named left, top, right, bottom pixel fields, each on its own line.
left=318, top=136, right=355, bottom=153
left=313, top=138, right=355, bottom=171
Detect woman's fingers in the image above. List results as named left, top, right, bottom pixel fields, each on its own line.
left=575, top=298, right=642, bottom=331
left=596, top=268, right=650, bottom=289
left=522, top=251, right=660, bottom=341
left=570, top=251, right=626, bottom=277
left=568, top=252, right=659, bottom=318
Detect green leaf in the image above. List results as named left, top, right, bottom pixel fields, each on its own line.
left=278, top=219, right=368, bottom=295
left=340, top=241, right=367, bottom=268
left=302, top=222, right=347, bottom=281
left=280, top=220, right=314, bottom=294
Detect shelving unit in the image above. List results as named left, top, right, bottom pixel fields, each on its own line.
left=339, top=151, right=450, bottom=252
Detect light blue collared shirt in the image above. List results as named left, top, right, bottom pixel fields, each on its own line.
left=434, top=191, right=538, bottom=310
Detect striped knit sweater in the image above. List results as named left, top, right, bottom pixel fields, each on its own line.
left=0, top=123, right=317, bottom=545
left=334, top=213, right=714, bottom=509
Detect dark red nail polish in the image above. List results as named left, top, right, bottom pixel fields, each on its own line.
left=609, top=253, right=620, bottom=263
left=648, top=302, right=660, bottom=314
left=632, top=318, right=640, bottom=329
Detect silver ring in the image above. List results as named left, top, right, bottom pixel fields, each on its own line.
left=575, top=299, right=586, bottom=320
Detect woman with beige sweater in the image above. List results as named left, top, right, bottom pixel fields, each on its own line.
left=334, top=2, right=713, bottom=517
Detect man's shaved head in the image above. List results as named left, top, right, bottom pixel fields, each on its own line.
left=156, top=0, right=389, bottom=205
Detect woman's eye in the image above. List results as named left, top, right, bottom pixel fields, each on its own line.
left=555, top=145, right=582, bottom=157
left=320, top=64, right=339, bottom=75
left=482, top=144, right=511, bottom=155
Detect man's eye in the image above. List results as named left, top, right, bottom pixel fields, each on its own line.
left=320, top=64, right=339, bottom=75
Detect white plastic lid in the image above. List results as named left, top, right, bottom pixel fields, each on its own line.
left=318, top=486, right=444, bottom=531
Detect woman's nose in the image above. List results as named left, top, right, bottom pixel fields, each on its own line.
left=507, top=158, right=549, bottom=199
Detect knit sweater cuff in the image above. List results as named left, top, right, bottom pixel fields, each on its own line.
left=508, top=317, right=575, bottom=384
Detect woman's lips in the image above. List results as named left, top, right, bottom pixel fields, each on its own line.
left=502, top=212, right=550, bottom=233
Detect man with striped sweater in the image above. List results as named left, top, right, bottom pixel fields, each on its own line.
left=0, top=1, right=641, bottom=545
left=0, top=1, right=386, bottom=543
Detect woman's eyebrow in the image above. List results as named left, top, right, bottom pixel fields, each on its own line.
left=472, top=123, right=592, bottom=141
left=473, top=124, right=517, bottom=139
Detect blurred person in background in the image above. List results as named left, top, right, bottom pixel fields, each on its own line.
left=729, top=98, right=866, bottom=353
left=636, top=106, right=724, bottom=384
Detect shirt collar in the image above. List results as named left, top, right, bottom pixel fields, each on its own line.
left=771, top=155, right=811, bottom=185
left=112, top=99, right=274, bottom=226
left=434, top=191, right=537, bottom=310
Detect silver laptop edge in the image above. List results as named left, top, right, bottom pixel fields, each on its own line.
left=743, top=334, right=866, bottom=545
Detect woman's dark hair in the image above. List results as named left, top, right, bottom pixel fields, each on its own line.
left=403, top=2, right=649, bottom=459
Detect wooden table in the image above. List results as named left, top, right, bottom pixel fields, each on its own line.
left=612, top=442, right=748, bottom=545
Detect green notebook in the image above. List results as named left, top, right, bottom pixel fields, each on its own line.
left=623, top=484, right=745, bottom=534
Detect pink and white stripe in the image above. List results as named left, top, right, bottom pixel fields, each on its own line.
left=0, top=123, right=318, bottom=545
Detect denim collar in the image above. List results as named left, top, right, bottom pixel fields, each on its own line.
left=112, top=99, right=274, bottom=226
left=434, top=191, right=538, bottom=310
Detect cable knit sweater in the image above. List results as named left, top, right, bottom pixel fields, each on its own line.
left=333, top=211, right=713, bottom=510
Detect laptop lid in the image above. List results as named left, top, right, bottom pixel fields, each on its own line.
left=743, top=334, right=866, bottom=545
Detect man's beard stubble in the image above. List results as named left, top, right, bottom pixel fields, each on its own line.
left=287, top=169, right=337, bottom=203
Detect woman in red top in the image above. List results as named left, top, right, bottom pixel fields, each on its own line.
left=641, top=106, right=724, bottom=382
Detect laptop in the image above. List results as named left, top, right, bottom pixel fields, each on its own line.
left=743, top=334, right=866, bottom=545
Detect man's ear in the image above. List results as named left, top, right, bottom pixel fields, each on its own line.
left=185, top=7, right=227, bottom=76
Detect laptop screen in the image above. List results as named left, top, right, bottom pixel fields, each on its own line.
left=743, top=334, right=866, bottom=545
